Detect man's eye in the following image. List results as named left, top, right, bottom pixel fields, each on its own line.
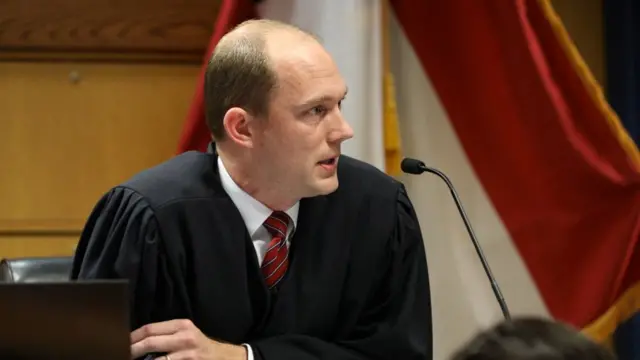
left=310, top=106, right=327, bottom=116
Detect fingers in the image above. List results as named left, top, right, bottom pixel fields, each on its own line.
left=131, top=331, right=199, bottom=359
left=131, top=319, right=194, bottom=344
left=130, top=320, right=198, bottom=359
left=161, top=350, right=198, bottom=360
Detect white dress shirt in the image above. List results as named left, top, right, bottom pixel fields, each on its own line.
left=217, top=156, right=299, bottom=359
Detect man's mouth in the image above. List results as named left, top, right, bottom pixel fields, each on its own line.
left=318, top=157, right=337, bottom=166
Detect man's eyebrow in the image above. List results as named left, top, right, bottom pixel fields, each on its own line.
left=297, top=88, right=349, bottom=109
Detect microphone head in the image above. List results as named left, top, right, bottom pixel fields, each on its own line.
left=401, top=158, right=426, bottom=175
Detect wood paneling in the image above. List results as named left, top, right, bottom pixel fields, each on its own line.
left=0, top=62, right=201, bottom=245
left=0, top=0, right=221, bottom=62
left=0, top=0, right=211, bottom=257
left=0, top=236, right=79, bottom=259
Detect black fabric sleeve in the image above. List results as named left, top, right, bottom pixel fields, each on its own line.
left=70, top=187, right=179, bottom=331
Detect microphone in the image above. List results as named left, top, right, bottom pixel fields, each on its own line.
left=401, top=157, right=511, bottom=320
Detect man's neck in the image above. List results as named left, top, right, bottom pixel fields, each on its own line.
left=217, top=151, right=298, bottom=212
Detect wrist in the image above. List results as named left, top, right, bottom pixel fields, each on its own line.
left=212, top=341, right=247, bottom=360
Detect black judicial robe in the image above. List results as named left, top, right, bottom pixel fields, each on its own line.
left=70, top=149, right=432, bottom=360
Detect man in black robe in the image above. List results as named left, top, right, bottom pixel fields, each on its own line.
left=70, top=19, right=432, bottom=360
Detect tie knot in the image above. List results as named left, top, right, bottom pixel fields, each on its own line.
left=264, top=211, right=290, bottom=238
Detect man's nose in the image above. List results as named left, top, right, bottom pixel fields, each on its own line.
left=329, top=113, right=354, bottom=143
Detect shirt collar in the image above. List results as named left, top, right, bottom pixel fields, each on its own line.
left=217, top=156, right=299, bottom=237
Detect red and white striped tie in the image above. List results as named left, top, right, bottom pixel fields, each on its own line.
left=261, top=211, right=291, bottom=289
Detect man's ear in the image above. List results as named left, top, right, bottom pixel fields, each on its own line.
left=222, top=107, right=254, bottom=148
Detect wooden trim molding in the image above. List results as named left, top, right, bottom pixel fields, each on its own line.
left=0, top=50, right=208, bottom=64
left=0, top=0, right=221, bottom=63
left=0, top=219, right=84, bottom=235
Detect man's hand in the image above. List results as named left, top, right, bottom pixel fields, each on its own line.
left=130, top=319, right=247, bottom=360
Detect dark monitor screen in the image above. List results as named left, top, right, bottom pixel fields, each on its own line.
left=0, top=281, right=130, bottom=360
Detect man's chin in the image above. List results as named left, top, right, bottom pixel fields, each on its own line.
left=308, top=177, right=339, bottom=197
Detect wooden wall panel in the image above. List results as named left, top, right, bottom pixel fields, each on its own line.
left=0, top=236, right=79, bottom=259
left=0, top=62, right=201, bottom=256
left=0, top=0, right=216, bottom=258
left=0, top=0, right=220, bottom=62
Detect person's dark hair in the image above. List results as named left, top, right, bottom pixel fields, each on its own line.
left=204, top=27, right=276, bottom=141
left=451, top=317, right=615, bottom=360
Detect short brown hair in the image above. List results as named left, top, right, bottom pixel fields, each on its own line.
left=204, top=29, right=274, bottom=140
left=204, top=19, right=316, bottom=141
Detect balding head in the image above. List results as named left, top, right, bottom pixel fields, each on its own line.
left=225, top=19, right=317, bottom=41
left=204, top=19, right=351, bottom=208
left=204, top=19, right=319, bottom=140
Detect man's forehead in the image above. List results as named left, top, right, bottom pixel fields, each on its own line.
left=274, top=59, right=345, bottom=101
left=261, top=32, right=344, bottom=96
left=273, top=47, right=340, bottom=80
